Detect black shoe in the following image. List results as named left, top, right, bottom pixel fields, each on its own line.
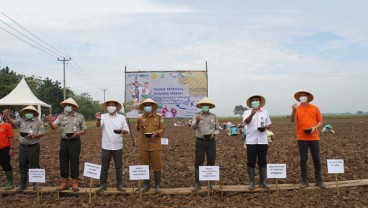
left=315, top=182, right=326, bottom=189
left=16, top=185, right=27, bottom=192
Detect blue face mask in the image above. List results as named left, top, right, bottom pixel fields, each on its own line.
left=25, top=113, right=34, bottom=119
left=64, top=106, right=73, bottom=113
left=202, top=106, right=209, bottom=112
left=251, top=101, right=260, bottom=108
left=144, top=106, right=152, bottom=113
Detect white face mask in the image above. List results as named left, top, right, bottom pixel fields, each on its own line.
left=64, top=106, right=73, bottom=113
left=299, top=96, right=308, bottom=103
left=107, top=106, right=117, bottom=113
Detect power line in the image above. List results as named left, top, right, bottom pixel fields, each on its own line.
left=0, top=19, right=63, bottom=58
left=0, top=25, right=58, bottom=58
left=1, top=12, right=66, bottom=58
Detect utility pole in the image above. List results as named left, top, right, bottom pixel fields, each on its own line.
left=101, top=88, right=108, bottom=103
left=58, top=57, right=71, bottom=100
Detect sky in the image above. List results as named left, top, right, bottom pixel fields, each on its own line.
left=1, top=0, right=367, bottom=116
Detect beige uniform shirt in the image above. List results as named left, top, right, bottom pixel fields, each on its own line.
left=53, top=112, right=87, bottom=139
left=14, top=117, right=44, bottom=145
left=191, top=112, right=220, bottom=138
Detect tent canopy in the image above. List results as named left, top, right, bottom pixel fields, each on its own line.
left=0, top=78, right=51, bottom=116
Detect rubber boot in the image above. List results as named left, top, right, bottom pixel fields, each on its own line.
left=247, top=167, right=255, bottom=190
left=191, top=168, right=201, bottom=192
left=300, top=179, right=309, bottom=189
left=209, top=181, right=216, bottom=191
left=4, top=171, right=14, bottom=190
left=97, top=170, right=108, bottom=193
left=71, top=178, right=79, bottom=192
left=116, top=170, right=126, bottom=192
left=141, top=180, right=150, bottom=192
left=259, top=167, right=270, bottom=189
left=58, top=178, right=69, bottom=191
left=154, top=171, right=161, bottom=194
left=32, top=183, right=40, bottom=191
left=16, top=173, right=28, bottom=192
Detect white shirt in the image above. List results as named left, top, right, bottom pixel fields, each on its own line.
left=242, top=108, right=272, bottom=145
left=100, top=113, right=129, bottom=150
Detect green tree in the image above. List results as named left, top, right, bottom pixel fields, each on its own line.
left=234, top=105, right=248, bottom=116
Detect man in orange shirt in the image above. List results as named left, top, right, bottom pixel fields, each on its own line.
left=0, top=111, right=15, bottom=190
left=290, top=90, right=325, bottom=189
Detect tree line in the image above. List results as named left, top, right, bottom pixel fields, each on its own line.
left=0, top=67, right=102, bottom=120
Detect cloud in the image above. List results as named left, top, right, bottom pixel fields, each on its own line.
left=0, top=6, right=367, bottom=116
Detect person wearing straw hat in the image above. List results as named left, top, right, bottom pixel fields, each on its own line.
left=243, top=95, right=272, bottom=190
left=4, top=106, right=45, bottom=192
left=322, top=124, right=335, bottom=133
left=191, top=97, right=220, bottom=192
left=95, top=99, right=129, bottom=193
left=0, top=111, right=15, bottom=190
left=136, top=98, right=165, bottom=193
left=47, top=97, right=87, bottom=192
left=291, top=90, right=325, bottom=189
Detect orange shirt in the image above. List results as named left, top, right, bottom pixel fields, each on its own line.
left=0, top=122, right=14, bottom=149
left=295, top=103, right=322, bottom=141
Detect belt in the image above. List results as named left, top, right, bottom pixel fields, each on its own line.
left=20, top=143, right=39, bottom=147
left=61, top=138, right=79, bottom=142
left=197, top=137, right=212, bottom=141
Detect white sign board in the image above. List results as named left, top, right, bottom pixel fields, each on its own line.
left=29, top=169, right=46, bottom=183
left=267, top=164, right=287, bottom=178
left=129, top=165, right=150, bottom=180
left=83, top=162, right=101, bottom=179
left=199, top=166, right=220, bottom=181
left=161, top=138, right=169, bottom=145
left=327, top=159, right=344, bottom=174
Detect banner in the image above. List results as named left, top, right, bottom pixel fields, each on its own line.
left=124, top=71, right=208, bottom=118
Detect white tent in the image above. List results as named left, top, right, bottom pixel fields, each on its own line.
left=0, top=77, right=51, bottom=117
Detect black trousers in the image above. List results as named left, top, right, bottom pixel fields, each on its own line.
left=19, top=143, right=40, bottom=175
left=59, top=138, right=81, bottom=179
left=0, top=147, right=12, bottom=171
left=298, top=140, right=322, bottom=182
left=246, top=144, right=268, bottom=168
left=101, top=148, right=123, bottom=174
left=194, top=138, right=216, bottom=181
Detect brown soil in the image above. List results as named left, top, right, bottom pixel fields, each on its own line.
left=1, top=116, right=368, bottom=207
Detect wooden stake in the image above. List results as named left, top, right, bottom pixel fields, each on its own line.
left=335, top=174, right=339, bottom=195
left=276, top=178, right=279, bottom=195
left=89, top=178, right=92, bottom=203
left=37, top=187, right=40, bottom=203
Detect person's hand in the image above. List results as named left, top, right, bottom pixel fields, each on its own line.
left=210, top=132, right=215, bottom=139
left=3, top=109, right=9, bottom=116
left=195, top=116, right=201, bottom=123
left=137, top=116, right=142, bottom=125
left=9, top=149, right=14, bottom=157
left=151, top=132, right=157, bottom=138
left=310, top=126, right=317, bottom=133
left=46, top=114, right=53, bottom=122
left=122, top=129, right=129, bottom=134
left=250, top=108, right=257, bottom=115
left=292, top=103, right=297, bottom=112
left=95, top=112, right=101, bottom=120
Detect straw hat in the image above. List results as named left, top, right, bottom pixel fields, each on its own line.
left=139, top=98, right=158, bottom=110
left=294, top=90, right=314, bottom=102
left=195, top=97, right=216, bottom=109
left=102, top=99, right=122, bottom=111
left=60, top=97, right=79, bottom=109
left=246, top=95, right=266, bottom=108
left=20, top=105, right=39, bottom=117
